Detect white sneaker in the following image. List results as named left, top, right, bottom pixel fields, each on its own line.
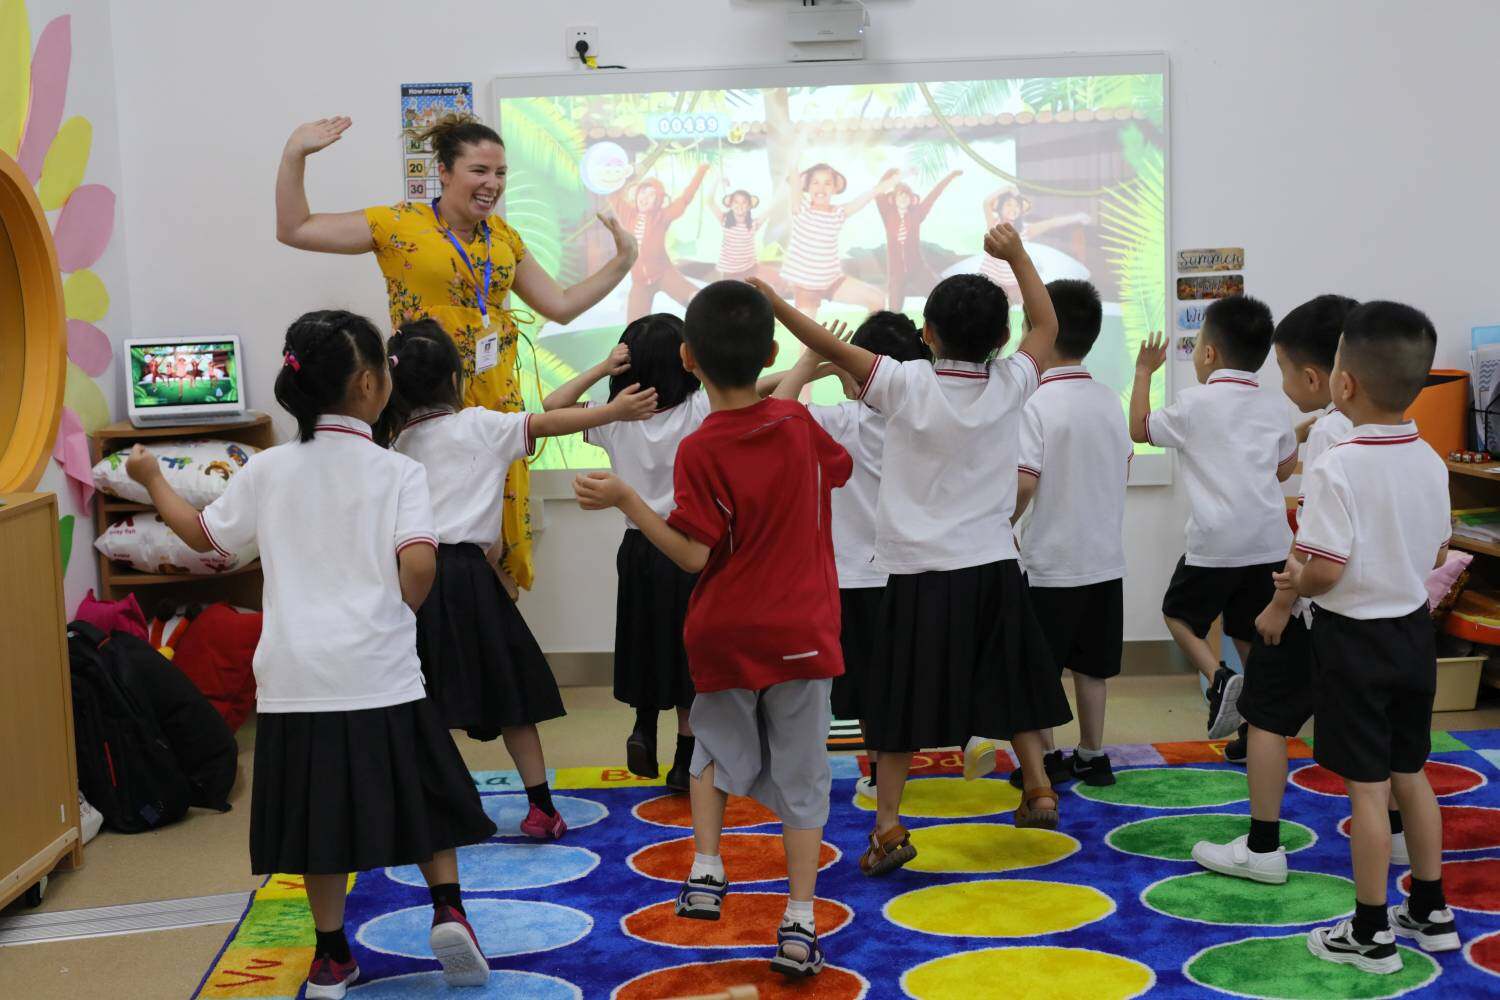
left=1389, top=902, right=1461, bottom=952
left=1390, top=830, right=1410, bottom=866
left=963, top=737, right=997, bottom=781
left=854, top=776, right=876, bottom=800
left=78, top=791, right=103, bottom=845
left=1307, top=919, right=1402, bottom=975
left=1191, top=835, right=1288, bottom=885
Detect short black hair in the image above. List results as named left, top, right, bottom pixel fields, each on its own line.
left=375, top=319, right=463, bottom=445
left=610, top=313, right=700, bottom=410
left=1339, top=301, right=1437, bottom=412
left=1047, top=279, right=1103, bottom=360
left=274, top=310, right=387, bottom=443
left=683, top=280, right=774, bottom=388
left=924, top=274, right=1010, bottom=363
left=1272, top=294, right=1359, bottom=372
left=1202, top=295, right=1275, bottom=372
left=851, top=310, right=931, bottom=363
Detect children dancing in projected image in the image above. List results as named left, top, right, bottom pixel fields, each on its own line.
left=615, top=163, right=712, bottom=322
left=779, top=161, right=899, bottom=317
left=977, top=184, right=1092, bottom=291
left=876, top=170, right=963, bottom=309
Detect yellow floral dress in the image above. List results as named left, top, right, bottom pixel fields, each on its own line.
left=366, top=201, right=536, bottom=589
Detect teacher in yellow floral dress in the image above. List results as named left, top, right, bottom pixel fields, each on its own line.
left=275, top=115, right=637, bottom=590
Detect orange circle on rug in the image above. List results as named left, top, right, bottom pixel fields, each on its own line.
left=1337, top=805, right=1500, bottom=852
left=622, top=892, right=852, bottom=948
left=1468, top=929, right=1500, bottom=978
left=613, top=958, right=866, bottom=1000
left=629, top=833, right=839, bottom=884
left=1399, top=858, right=1500, bottom=913
left=1291, top=760, right=1483, bottom=798
left=634, top=793, right=779, bottom=830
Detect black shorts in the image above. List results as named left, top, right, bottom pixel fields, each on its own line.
left=1238, top=613, right=1316, bottom=737
left=1161, top=557, right=1279, bottom=643
left=1028, top=579, right=1124, bottom=679
left=1310, top=604, right=1436, bottom=782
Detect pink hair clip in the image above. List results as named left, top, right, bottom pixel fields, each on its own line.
left=283, top=350, right=301, bottom=372
left=389, top=354, right=400, bottom=367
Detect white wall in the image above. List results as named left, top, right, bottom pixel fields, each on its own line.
left=106, top=0, right=1500, bottom=647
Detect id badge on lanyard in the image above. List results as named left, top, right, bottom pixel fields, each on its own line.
left=433, top=199, right=498, bottom=372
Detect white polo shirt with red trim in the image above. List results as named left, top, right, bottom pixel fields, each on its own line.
left=1295, top=421, right=1450, bottom=619
left=583, top=391, right=710, bottom=529
left=393, top=406, right=535, bottom=546
left=1017, top=365, right=1132, bottom=587
left=1145, top=369, right=1298, bottom=567
left=859, top=350, right=1039, bottom=574
left=807, top=400, right=887, bottom=589
left=199, top=413, right=436, bottom=712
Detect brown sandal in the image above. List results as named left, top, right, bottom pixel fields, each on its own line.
left=1014, top=786, right=1059, bottom=830
left=859, top=823, right=917, bottom=876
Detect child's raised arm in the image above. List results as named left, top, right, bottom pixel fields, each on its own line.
left=773, top=321, right=850, bottom=401
left=986, top=224, right=1057, bottom=368
left=542, top=344, right=631, bottom=411
left=531, top=382, right=658, bottom=438
left=125, top=445, right=214, bottom=552
left=841, top=168, right=900, bottom=218
left=1129, top=332, right=1168, bottom=443
left=574, top=473, right=710, bottom=573
left=747, top=277, right=877, bottom=387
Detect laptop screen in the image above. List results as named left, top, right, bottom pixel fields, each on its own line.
left=129, top=341, right=241, bottom=409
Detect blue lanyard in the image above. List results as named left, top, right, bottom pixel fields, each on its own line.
left=431, top=198, right=492, bottom=324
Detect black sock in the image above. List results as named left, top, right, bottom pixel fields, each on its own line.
left=428, top=882, right=465, bottom=916
left=526, top=781, right=556, bottom=817
left=1408, top=877, right=1446, bottom=922
left=868, top=760, right=879, bottom=786
left=633, top=707, right=658, bottom=736
left=1353, top=901, right=1389, bottom=942
left=1388, top=809, right=1404, bottom=835
left=314, top=926, right=351, bottom=963
left=1247, top=818, right=1280, bottom=855
left=674, top=734, right=695, bottom=768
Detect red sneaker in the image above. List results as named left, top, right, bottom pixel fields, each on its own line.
left=519, top=802, right=568, bottom=840
left=304, top=955, right=359, bottom=999
left=429, top=904, right=489, bottom=987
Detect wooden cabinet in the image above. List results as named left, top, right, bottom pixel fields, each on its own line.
left=0, top=493, right=83, bottom=909
left=89, top=413, right=277, bottom=611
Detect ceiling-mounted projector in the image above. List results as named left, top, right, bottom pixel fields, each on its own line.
left=786, top=1, right=868, bottom=62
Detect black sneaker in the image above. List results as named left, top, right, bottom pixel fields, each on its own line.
left=664, top=760, right=691, bottom=794
left=1389, top=902, right=1460, bottom=952
left=1306, top=919, right=1402, bottom=975
left=1206, top=665, right=1244, bottom=740
left=1070, top=751, right=1115, bottom=786
left=1223, top=723, right=1248, bottom=765
left=626, top=726, right=659, bottom=780
left=1008, top=750, right=1071, bottom=789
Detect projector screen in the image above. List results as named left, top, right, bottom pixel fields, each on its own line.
left=491, top=54, right=1169, bottom=484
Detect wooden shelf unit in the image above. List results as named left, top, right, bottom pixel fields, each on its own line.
left=1446, top=460, right=1500, bottom=689
left=89, top=413, right=276, bottom=611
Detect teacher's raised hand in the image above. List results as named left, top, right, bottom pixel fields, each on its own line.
left=285, top=116, right=352, bottom=158
left=595, top=211, right=640, bottom=269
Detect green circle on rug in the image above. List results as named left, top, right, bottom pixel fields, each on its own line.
left=1075, top=767, right=1247, bottom=808
left=1144, top=872, right=1353, bottom=926
left=1108, top=813, right=1315, bottom=861
left=1185, top=934, right=1439, bottom=998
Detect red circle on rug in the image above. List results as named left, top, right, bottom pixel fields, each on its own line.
left=1290, top=760, right=1483, bottom=798
left=1399, top=859, right=1500, bottom=913
left=629, top=833, right=840, bottom=884
left=634, top=793, right=779, bottom=829
left=622, top=892, right=852, bottom=947
left=1468, top=930, right=1500, bottom=978
left=614, top=958, right=866, bottom=1000
left=1336, top=805, right=1500, bottom=852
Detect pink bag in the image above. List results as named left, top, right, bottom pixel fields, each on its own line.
left=73, top=589, right=149, bottom=641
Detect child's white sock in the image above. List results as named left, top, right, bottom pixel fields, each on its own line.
left=691, top=852, right=725, bottom=882
left=782, top=898, right=815, bottom=929
left=1075, top=745, right=1104, bottom=762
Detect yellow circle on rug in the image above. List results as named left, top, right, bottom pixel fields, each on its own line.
left=903, top=946, right=1154, bottom=1000
left=854, top=777, right=1021, bottom=817
left=885, top=879, right=1114, bottom=937
left=907, top=823, right=1078, bottom=873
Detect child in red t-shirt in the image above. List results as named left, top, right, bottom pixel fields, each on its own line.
left=576, top=280, right=851, bottom=979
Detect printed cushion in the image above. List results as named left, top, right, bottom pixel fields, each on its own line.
left=92, top=439, right=258, bottom=510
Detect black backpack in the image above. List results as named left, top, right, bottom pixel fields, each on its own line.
left=68, top=622, right=194, bottom=833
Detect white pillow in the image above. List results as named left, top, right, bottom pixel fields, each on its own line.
left=95, top=514, right=258, bottom=575
left=92, top=439, right=260, bottom=510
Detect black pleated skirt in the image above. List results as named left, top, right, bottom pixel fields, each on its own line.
left=831, top=586, right=885, bottom=721
left=864, top=559, right=1073, bottom=752
left=614, top=529, right=698, bottom=711
left=250, top=698, right=496, bottom=874
left=416, top=543, right=565, bottom=740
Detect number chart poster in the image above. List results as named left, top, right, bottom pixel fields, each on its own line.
left=401, top=82, right=473, bottom=201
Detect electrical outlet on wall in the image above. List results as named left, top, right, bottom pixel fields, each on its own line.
left=566, top=26, right=598, bottom=65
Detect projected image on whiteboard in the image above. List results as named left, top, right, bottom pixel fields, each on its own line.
left=496, top=71, right=1165, bottom=471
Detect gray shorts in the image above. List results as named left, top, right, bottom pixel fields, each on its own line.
left=689, top=678, right=832, bottom=829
